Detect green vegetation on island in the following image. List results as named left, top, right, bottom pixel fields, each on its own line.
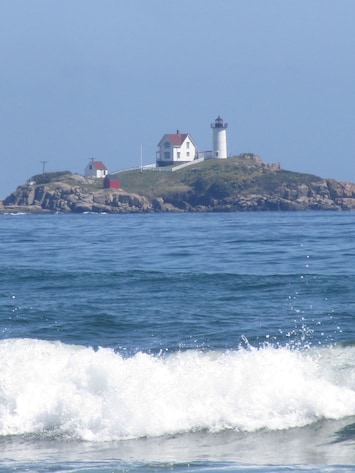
left=116, top=154, right=320, bottom=201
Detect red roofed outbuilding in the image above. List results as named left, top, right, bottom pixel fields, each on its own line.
left=156, top=131, right=197, bottom=167
left=84, top=159, right=109, bottom=178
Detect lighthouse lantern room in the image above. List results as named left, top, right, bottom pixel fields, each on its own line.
left=211, top=115, right=228, bottom=159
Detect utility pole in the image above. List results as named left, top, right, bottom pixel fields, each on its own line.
left=40, top=160, right=48, bottom=174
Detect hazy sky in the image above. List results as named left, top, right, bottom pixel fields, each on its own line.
left=1, top=0, right=355, bottom=198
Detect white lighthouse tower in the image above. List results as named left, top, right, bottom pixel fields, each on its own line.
left=211, top=115, right=228, bottom=159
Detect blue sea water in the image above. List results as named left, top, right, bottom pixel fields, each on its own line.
left=0, top=211, right=354, bottom=473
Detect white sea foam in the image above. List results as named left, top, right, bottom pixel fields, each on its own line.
left=0, top=338, right=354, bottom=441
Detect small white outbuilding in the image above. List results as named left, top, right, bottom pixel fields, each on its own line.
left=84, top=159, right=108, bottom=178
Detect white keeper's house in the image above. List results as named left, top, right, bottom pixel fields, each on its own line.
left=84, top=159, right=109, bottom=178
left=156, top=131, right=197, bottom=167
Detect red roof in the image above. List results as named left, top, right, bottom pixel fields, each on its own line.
left=166, top=133, right=188, bottom=146
left=91, top=161, right=107, bottom=170
left=158, top=133, right=196, bottom=147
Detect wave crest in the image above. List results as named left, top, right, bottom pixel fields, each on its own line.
left=0, top=339, right=354, bottom=441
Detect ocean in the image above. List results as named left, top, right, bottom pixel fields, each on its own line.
left=0, top=211, right=354, bottom=473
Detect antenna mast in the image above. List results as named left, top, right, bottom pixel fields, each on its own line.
left=40, top=160, right=48, bottom=174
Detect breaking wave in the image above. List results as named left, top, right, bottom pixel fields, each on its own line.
left=0, top=338, right=354, bottom=441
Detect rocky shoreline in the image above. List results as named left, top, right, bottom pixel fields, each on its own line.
left=2, top=178, right=355, bottom=214
left=2, top=157, right=355, bottom=213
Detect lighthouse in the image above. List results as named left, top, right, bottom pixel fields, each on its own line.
left=211, top=115, right=228, bottom=159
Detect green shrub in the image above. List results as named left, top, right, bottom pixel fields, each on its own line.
left=32, top=171, right=72, bottom=185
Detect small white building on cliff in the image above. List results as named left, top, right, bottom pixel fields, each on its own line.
left=84, top=159, right=108, bottom=178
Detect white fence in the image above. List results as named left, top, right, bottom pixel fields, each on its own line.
left=112, top=158, right=205, bottom=175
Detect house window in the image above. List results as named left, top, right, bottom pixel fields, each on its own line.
left=186, top=142, right=190, bottom=149
left=177, top=152, right=181, bottom=159
left=164, top=152, right=170, bottom=160
left=187, top=152, right=190, bottom=157
left=89, top=165, right=92, bottom=170
left=164, top=141, right=170, bottom=148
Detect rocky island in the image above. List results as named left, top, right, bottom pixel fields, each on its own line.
left=2, top=154, right=355, bottom=213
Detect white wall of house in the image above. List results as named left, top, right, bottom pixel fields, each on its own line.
left=84, top=163, right=108, bottom=178
left=157, top=134, right=197, bottom=165
left=96, top=168, right=108, bottom=178
left=84, top=163, right=96, bottom=177
left=173, top=138, right=195, bottom=162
